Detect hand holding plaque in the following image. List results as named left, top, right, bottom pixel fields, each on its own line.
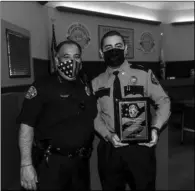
left=105, top=133, right=129, bottom=148
left=115, top=97, right=151, bottom=144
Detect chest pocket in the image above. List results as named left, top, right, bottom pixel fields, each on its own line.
left=124, top=85, right=144, bottom=97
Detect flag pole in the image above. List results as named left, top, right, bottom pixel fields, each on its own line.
left=50, top=18, right=57, bottom=74
left=159, top=32, right=166, bottom=80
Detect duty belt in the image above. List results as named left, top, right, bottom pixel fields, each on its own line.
left=44, top=145, right=93, bottom=167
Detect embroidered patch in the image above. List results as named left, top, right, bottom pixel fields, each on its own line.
left=151, top=72, right=159, bottom=85
left=25, top=86, right=37, bottom=99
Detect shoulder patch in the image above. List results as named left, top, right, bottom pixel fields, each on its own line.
left=25, top=86, right=37, bottom=99
left=151, top=72, right=159, bottom=85
left=130, top=64, right=149, bottom=72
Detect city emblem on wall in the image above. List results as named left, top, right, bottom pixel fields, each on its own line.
left=67, top=23, right=91, bottom=49
left=138, top=32, right=155, bottom=53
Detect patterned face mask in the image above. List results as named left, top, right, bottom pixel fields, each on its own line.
left=57, top=59, right=81, bottom=79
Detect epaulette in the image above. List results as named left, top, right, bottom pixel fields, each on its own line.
left=130, top=64, right=149, bottom=73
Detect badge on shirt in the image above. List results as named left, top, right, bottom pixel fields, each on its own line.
left=85, top=86, right=91, bottom=96
left=25, top=86, right=37, bottom=99
left=95, top=87, right=110, bottom=98
left=129, top=76, right=138, bottom=85
left=151, top=72, right=159, bottom=85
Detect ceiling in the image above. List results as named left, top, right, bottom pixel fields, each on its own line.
left=120, top=1, right=194, bottom=11
left=43, top=1, right=194, bottom=22
left=44, top=1, right=194, bottom=11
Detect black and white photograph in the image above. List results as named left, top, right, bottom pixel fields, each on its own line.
left=1, top=1, right=194, bottom=191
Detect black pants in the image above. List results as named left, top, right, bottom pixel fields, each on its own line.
left=36, top=154, right=91, bottom=191
left=97, top=141, right=156, bottom=191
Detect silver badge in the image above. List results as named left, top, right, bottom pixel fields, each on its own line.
left=130, top=76, right=137, bottom=85
left=85, top=86, right=91, bottom=96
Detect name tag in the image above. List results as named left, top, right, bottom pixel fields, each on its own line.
left=60, top=94, right=70, bottom=98
left=95, top=88, right=110, bottom=98
left=124, top=85, right=144, bottom=96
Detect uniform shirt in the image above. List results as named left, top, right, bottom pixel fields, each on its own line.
left=92, top=60, right=171, bottom=139
left=17, top=73, right=97, bottom=150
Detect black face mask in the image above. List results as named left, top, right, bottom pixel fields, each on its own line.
left=103, top=48, right=125, bottom=68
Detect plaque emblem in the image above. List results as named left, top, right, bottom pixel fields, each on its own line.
left=129, top=104, right=139, bottom=118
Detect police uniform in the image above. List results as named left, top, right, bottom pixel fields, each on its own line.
left=92, top=60, right=171, bottom=190
left=17, top=72, right=97, bottom=190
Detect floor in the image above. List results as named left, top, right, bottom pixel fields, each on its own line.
left=168, top=115, right=194, bottom=190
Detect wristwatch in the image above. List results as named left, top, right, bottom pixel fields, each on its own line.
left=151, top=126, right=161, bottom=137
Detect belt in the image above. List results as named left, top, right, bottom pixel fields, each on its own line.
left=43, top=146, right=92, bottom=167
left=47, top=146, right=93, bottom=159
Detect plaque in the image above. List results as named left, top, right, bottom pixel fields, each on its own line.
left=115, top=97, right=151, bottom=143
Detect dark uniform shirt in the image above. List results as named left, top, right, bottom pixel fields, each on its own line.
left=17, top=73, right=97, bottom=150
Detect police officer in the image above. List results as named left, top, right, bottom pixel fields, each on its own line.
left=92, top=31, right=171, bottom=190
left=17, top=40, right=97, bottom=190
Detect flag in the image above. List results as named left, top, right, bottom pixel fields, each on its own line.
left=50, top=23, right=57, bottom=74
left=159, top=48, right=166, bottom=79
left=160, top=47, right=166, bottom=67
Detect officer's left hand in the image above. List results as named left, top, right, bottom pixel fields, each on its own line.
left=138, top=129, right=158, bottom=147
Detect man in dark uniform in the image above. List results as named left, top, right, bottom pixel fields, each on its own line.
left=92, top=31, right=171, bottom=190
left=17, top=40, right=97, bottom=190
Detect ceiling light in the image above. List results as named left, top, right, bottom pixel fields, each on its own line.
left=56, top=2, right=159, bottom=21
left=173, top=16, right=194, bottom=23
